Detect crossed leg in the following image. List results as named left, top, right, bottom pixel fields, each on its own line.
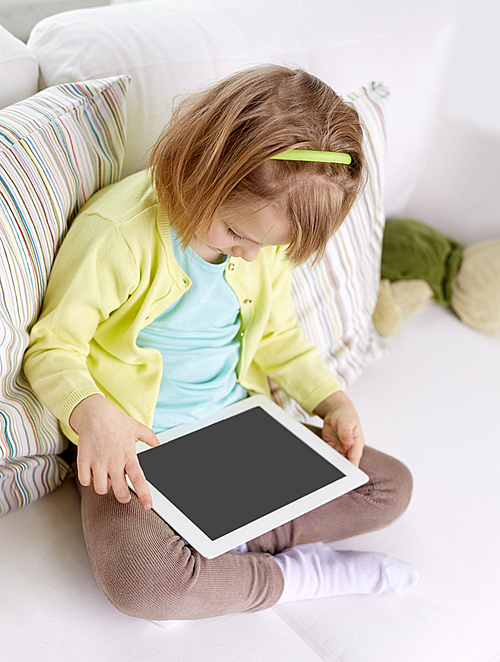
left=72, top=443, right=412, bottom=620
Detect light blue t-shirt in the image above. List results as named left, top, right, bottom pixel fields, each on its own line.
left=136, top=228, right=247, bottom=432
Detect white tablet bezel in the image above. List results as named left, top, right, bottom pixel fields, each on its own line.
left=129, top=395, right=368, bottom=559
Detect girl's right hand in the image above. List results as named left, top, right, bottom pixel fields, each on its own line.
left=69, top=394, right=160, bottom=510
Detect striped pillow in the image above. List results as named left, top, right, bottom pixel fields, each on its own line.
left=272, top=82, right=390, bottom=422
left=0, top=76, right=129, bottom=515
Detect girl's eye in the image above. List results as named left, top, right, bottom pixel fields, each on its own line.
left=226, top=226, right=244, bottom=242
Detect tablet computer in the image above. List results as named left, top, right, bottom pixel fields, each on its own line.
left=129, top=395, right=368, bottom=559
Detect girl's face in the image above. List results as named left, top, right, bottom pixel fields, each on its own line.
left=191, top=202, right=292, bottom=264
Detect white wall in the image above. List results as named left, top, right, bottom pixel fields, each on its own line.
left=401, top=0, right=500, bottom=243
left=0, top=0, right=110, bottom=41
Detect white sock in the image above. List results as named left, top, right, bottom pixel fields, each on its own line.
left=152, top=541, right=416, bottom=627
left=232, top=542, right=250, bottom=553
left=151, top=619, right=185, bottom=629
left=274, top=541, right=420, bottom=603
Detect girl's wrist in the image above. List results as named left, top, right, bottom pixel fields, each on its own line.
left=69, top=394, right=106, bottom=434
left=313, top=390, right=348, bottom=419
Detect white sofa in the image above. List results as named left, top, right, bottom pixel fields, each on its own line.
left=1, top=1, right=499, bottom=661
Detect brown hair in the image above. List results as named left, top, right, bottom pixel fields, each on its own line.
left=149, top=64, right=365, bottom=266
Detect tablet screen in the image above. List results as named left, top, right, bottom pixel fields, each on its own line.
left=138, top=406, right=345, bottom=540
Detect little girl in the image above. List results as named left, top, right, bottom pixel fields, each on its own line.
left=24, top=64, right=418, bottom=622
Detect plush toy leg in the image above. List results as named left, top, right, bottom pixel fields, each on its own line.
left=451, top=240, right=500, bottom=336
left=392, top=280, right=434, bottom=319
left=373, top=280, right=403, bottom=337
left=373, top=279, right=433, bottom=337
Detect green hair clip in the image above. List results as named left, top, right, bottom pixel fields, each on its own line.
left=270, top=149, right=352, bottom=165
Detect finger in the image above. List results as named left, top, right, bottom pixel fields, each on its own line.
left=346, top=437, right=364, bottom=467
left=92, top=467, right=111, bottom=495
left=324, top=425, right=353, bottom=453
left=76, top=456, right=92, bottom=487
left=321, top=425, right=337, bottom=443
left=326, top=439, right=348, bottom=457
left=346, top=446, right=361, bottom=467
left=109, top=470, right=132, bottom=504
left=138, top=425, right=160, bottom=448
left=125, top=459, right=153, bottom=510
left=337, top=423, right=356, bottom=445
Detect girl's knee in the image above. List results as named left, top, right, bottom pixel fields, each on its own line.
left=385, top=454, right=413, bottom=522
left=360, top=447, right=414, bottom=526
left=91, top=534, right=195, bottom=620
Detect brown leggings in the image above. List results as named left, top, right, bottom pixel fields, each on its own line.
left=71, top=441, right=413, bottom=621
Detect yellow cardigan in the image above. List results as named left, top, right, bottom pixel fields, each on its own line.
left=23, top=171, right=342, bottom=444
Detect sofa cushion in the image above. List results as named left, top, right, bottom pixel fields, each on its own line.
left=0, top=76, right=129, bottom=515
left=271, top=82, right=389, bottom=422
left=27, top=0, right=456, bottom=217
left=0, top=24, right=38, bottom=109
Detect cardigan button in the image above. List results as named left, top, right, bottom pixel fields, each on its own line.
left=228, top=263, right=235, bottom=271
left=243, top=298, right=252, bottom=304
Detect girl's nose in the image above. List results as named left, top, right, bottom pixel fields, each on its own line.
left=234, top=245, right=261, bottom=262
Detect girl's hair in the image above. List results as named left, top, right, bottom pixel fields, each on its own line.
left=149, top=64, right=365, bottom=266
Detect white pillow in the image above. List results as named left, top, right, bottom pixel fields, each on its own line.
left=0, top=76, right=129, bottom=515
left=27, top=0, right=457, bottom=216
left=271, top=82, right=390, bottom=423
left=0, top=24, right=38, bottom=109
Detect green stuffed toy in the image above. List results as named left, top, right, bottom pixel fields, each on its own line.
left=373, top=218, right=500, bottom=336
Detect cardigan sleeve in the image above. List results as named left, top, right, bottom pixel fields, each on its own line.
left=252, top=249, right=343, bottom=414
left=23, top=213, right=139, bottom=428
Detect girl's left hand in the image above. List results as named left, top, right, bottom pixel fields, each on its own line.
left=313, top=391, right=365, bottom=467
